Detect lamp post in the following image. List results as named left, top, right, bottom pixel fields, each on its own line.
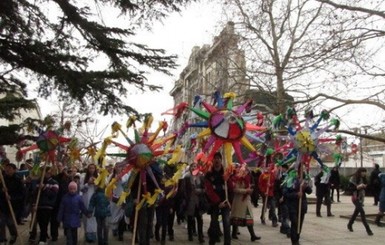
left=355, top=126, right=370, bottom=168
left=360, top=135, right=363, bottom=168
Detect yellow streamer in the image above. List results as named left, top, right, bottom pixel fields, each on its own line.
left=167, top=145, right=183, bottom=165
left=105, top=178, right=117, bottom=198
left=164, top=163, right=186, bottom=187
left=141, top=114, right=154, bottom=131
left=126, top=115, right=137, bottom=129
left=224, top=143, right=233, bottom=168
left=240, top=136, right=256, bottom=152
left=136, top=192, right=151, bottom=211
left=94, top=137, right=113, bottom=166
left=147, top=189, right=163, bottom=206
left=94, top=168, right=109, bottom=188
left=164, top=163, right=186, bottom=198
left=117, top=191, right=129, bottom=206
left=149, top=121, right=166, bottom=143
left=197, top=128, right=212, bottom=139
left=223, top=92, right=236, bottom=100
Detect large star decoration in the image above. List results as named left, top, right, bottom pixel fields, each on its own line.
left=277, top=108, right=340, bottom=171
left=187, top=92, right=265, bottom=167
left=102, top=115, right=180, bottom=208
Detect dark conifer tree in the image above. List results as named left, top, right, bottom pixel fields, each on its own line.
left=0, top=0, right=194, bottom=144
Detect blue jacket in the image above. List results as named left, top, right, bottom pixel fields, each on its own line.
left=88, top=189, right=111, bottom=218
left=57, top=193, right=87, bottom=228
left=379, top=173, right=385, bottom=202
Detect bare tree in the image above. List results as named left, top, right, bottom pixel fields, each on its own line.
left=219, top=0, right=385, bottom=141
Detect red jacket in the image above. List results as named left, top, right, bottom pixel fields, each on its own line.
left=258, top=172, right=275, bottom=197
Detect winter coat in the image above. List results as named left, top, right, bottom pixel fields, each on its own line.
left=53, top=172, right=71, bottom=207
left=314, top=172, right=330, bottom=197
left=57, top=193, right=88, bottom=228
left=184, top=172, right=207, bottom=216
left=205, top=168, right=227, bottom=205
left=35, top=177, right=59, bottom=210
left=370, top=168, right=381, bottom=192
left=329, top=168, right=340, bottom=188
left=0, top=172, right=25, bottom=213
left=378, top=173, right=385, bottom=202
left=283, top=177, right=312, bottom=214
left=88, top=189, right=111, bottom=218
left=349, top=175, right=367, bottom=204
left=230, top=174, right=254, bottom=226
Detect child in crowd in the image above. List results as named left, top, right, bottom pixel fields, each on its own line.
left=88, top=187, right=111, bottom=245
left=57, top=181, right=89, bottom=245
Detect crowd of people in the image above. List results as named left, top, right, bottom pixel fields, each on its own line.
left=0, top=156, right=384, bottom=245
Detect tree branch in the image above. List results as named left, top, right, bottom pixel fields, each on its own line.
left=317, top=0, right=385, bottom=19
left=294, top=92, right=385, bottom=111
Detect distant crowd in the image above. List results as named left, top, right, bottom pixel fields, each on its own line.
left=0, top=156, right=384, bottom=245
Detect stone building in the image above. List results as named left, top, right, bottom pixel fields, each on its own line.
left=169, top=22, right=250, bottom=160
left=170, top=21, right=249, bottom=107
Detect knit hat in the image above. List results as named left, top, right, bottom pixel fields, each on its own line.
left=68, top=181, right=78, bottom=191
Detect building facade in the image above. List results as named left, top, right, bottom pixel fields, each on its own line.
left=169, top=22, right=250, bottom=160
left=0, top=92, right=42, bottom=165
left=170, top=21, right=249, bottom=107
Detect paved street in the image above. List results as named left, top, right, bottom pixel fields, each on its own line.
left=14, top=194, right=384, bottom=245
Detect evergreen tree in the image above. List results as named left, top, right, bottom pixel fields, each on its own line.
left=0, top=0, right=193, bottom=116
left=0, top=0, right=194, bottom=145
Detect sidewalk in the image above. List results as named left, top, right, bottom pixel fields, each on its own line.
left=15, top=194, right=384, bottom=245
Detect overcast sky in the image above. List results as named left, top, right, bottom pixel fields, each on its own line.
left=37, top=1, right=223, bottom=135
left=36, top=1, right=384, bottom=144
left=124, top=0, right=224, bottom=122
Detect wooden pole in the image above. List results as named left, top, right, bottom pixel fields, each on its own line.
left=131, top=175, right=142, bottom=245
left=297, top=162, right=303, bottom=234
left=29, top=161, right=48, bottom=231
left=223, top=152, right=231, bottom=209
left=224, top=179, right=231, bottom=208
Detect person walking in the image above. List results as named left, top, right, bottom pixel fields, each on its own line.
left=183, top=162, right=206, bottom=243
left=29, top=166, right=59, bottom=245
left=51, top=162, right=72, bottom=241
left=80, top=163, right=99, bottom=243
left=131, top=163, right=161, bottom=245
left=57, top=181, right=89, bottom=245
left=276, top=164, right=290, bottom=237
left=88, top=187, right=111, bottom=245
left=283, top=166, right=312, bottom=245
left=250, top=169, right=262, bottom=208
left=108, top=165, right=129, bottom=241
left=374, top=172, right=385, bottom=226
left=347, top=167, right=373, bottom=236
left=0, top=163, right=25, bottom=245
left=258, top=165, right=278, bottom=227
left=205, top=152, right=231, bottom=245
left=369, top=163, right=381, bottom=206
left=230, top=166, right=261, bottom=242
left=154, top=163, right=177, bottom=245
left=314, top=170, right=334, bottom=217
left=329, top=167, right=341, bottom=202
